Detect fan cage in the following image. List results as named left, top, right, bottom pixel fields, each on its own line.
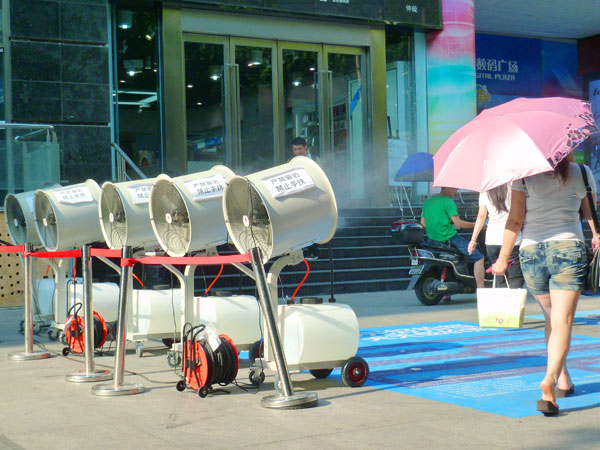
left=224, top=177, right=273, bottom=261
left=99, top=183, right=128, bottom=249
left=34, top=192, right=59, bottom=251
left=150, top=179, right=192, bottom=257
left=4, top=195, right=28, bottom=245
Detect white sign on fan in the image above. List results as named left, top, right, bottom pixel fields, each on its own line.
left=128, top=183, right=153, bottom=205
left=184, top=175, right=227, bottom=201
left=55, top=186, right=94, bottom=204
left=262, top=168, right=315, bottom=199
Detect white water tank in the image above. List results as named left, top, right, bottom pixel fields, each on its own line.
left=193, top=295, right=262, bottom=349
left=276, top=304, right=359, bottom=365
left=65, top=282, right=120, bottom=322
left=127, top=290, right=261, bottom=348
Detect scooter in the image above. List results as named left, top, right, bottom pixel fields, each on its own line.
left=391, top=220, right=490, bottom=305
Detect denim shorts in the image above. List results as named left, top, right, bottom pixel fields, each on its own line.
left=448, top=234, right=483, bottom=263
left=519, top=240, right=588, bottom=294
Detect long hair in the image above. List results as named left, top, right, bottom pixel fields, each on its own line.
left=487, top=183, right=509, bottom=213
left=554, top=153, right=574, bottom=185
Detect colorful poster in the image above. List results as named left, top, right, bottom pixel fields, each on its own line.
left=426, top=0, right=476, bottom=153
left=587, top=79, right=600, bottom=180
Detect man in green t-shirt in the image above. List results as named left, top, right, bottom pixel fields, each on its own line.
left=421, top=187, right=485, bottom=288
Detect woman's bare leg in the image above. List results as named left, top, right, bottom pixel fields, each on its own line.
left=534, top=291, right=578, bottom=400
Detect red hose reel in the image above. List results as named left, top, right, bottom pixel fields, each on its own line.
left=62, top=305, right=108, bottom=356
left=176, top=323, right=239, bottom=398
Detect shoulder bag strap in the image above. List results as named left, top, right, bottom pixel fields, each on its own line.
left=578, top=164, right=599, bottom=231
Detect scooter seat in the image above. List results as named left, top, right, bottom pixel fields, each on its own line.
left=423, top=239, right=463, bottom=255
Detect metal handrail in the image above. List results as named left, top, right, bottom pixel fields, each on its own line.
left=111, top=142, right=147, bottom=182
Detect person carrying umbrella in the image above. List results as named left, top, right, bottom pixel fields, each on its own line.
left=420, top=187, right=485, bottom=289
left=467, top=183, right=524, bottom=288
left=433, top=96, right=599, bottom=417
left=492, top=153, right=599, bottom=416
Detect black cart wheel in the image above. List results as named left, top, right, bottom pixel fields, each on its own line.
left=176, top=380, right=186, bottom=392
left=414, top=271, right=444, bottom=306
left=309, top=368, right=333, bottom=379
left=342, top=356, right=369, bottom=387
left=249, top=369, right=265, bottom=386
left=62, top=347, right=70, bottom=357
left=249, top=340, right=264, bottom=365
left=167, top=351, right=182, bottom=368
left=48, top=328, right=59, bottom=341
left=198, top=386, right=209, bottom=398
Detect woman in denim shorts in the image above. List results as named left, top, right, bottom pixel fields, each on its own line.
left=492, top=154, right=599, bottom=416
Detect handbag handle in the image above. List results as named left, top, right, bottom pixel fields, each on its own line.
left=492, top=274, right=510, bottom=289
left=579, top=164, right=599, bottom=230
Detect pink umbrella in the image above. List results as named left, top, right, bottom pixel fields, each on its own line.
left=433, top=97, right=598, bottom=192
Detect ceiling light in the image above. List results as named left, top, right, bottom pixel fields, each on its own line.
left=117, top=10, right=133, bottom=30
left=187, top=84, right=193, bottom=88
left=196, top=102, right=203, bottom=106
left=119, top=80, right=126, bottom=83
left=293, top=80, right=301, bottom=86
left=309, top=67, right=315, bottom=71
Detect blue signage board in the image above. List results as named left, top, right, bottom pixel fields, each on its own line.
left=330, top=321, right=600, bottom=418
left=475, top=34, right=542, bottom=98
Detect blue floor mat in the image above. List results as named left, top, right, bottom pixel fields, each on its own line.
left=334, top=321, right=600, bottom=418
left=526, top=310, right=600, bottom=325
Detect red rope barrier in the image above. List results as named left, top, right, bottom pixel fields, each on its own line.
left=23, top=249, right=81, bottom=259
left=0, top=245, right=25, bottom=253
left=118, top=253, right=252, bottom=267
left=90, top=248, right=121, bottom=258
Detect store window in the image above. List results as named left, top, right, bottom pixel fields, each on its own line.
left=113, top=5, right=162, bottom=176
left=385, top=30, right=419, bottom=207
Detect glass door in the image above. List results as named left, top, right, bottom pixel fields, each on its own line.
left=278, top=43, right=322, bottom=164
left=184, top=36, right=229, bottom=173
left=182, top=37, right=368, bottom=206
left=231, top=39, right=276, bottom=173
left=324, top=47, right=368, bottom=206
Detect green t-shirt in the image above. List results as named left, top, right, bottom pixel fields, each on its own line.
left=422, top=194, right=458, bottom=242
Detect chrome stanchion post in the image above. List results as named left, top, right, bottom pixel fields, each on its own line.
left=92, top=246, right=143, bottom=396
left=66, top=244, right=112, bottom=382
left=249, top=247, right=317, bottom=409
left=9, top=243, right=51, bottom=361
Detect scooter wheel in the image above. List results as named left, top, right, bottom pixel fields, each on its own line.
left=415, top=271, right=444, bottom=305
left=176, top=380, right=186, bottom=392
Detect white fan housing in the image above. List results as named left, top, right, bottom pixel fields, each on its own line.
left=4, top=190, right=44, bottom=246
left=149, top=166, right=235, bottom=256
left=34, top=180, right=103, bottom=251
left=99, top=179, right=157, bottom=249
left=223, top=156, right=338, bottom=261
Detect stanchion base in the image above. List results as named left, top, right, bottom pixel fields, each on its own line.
left=8, top=351, right=51, bottom=361
left=92, top=382, right=144, bottom=396
left=261, top=392, right=318, bottom=409
left=66, top=370, right=113, bottom=383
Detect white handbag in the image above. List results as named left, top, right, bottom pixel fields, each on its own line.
left=477, top=275, right=527, bottom=328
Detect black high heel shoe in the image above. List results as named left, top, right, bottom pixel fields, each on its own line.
left=536, top=400, right=559, bottom=416
left=555, top=385, right=575, bottom=398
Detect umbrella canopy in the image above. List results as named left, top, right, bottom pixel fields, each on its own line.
left=394, top=152, right=434, bottom=182
left=433, top=97, right=598, bottom=192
